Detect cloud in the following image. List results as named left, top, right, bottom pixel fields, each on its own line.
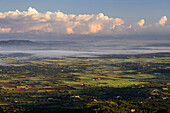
left=158, top=16, right=167, bottom=26
left=0, top=7, right=169, bottom=36
left=0, top=28, right=11, bottom=33
left=28, top=7, right=38, bottom=15
left=87, top=13, right=124, bottom=34
left=66, top=27, right=74, bottom=34
left=76, top=14, right=94, bottom=21
left=137, top=19, right=145, bottom=27
left=127, top=24, right=132, bottom=29
left=89, top=23, right=102, bottom=33
left=0, top=7, right=126, bottom=35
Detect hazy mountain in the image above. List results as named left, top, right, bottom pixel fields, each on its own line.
left=0, top=40, right=38, bottom=46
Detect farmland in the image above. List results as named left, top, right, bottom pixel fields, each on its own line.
left=0, top=53, right=169, bottom=113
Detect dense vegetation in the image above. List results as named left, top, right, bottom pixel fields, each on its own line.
left=0, top=53, right=169, bottom=113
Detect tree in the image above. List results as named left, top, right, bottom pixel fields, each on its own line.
left=156, top=109, right=169, bottom=113
left=0, top=106, right=4, bottom=113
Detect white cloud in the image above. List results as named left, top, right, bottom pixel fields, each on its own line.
left=87, top=13, right=124, bottom=34
left=137, top=19, right=145, bottom=27
left=158, top=16, right=167, bottom=26
left=27, top=7, right=38, bottom=15
left=89, top=23, right=102, bottom=33
left=0, top=7, right=169, bottom=35
left=0, top=7, right=126, bottom=35
left=76, top=14, right=94, bottom=21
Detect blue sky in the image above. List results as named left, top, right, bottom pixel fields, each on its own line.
left=0, top=0, right=169, bottom=22
left=0, top=0, right=169, bottom=36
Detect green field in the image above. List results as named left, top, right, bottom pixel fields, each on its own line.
left=0, top=53, right=169, bottom=113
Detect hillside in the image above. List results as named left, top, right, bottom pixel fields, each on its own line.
left=0, top=40, right=38, bottom=46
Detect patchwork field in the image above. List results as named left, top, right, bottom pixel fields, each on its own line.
left=0, top=53, right=169, bottom=113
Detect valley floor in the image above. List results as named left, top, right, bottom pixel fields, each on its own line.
left=0, top=53, right=169, bottom=113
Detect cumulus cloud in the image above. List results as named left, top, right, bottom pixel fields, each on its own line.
left=87, top=13, right=124, bottom=34
left=76, top=14, right=94, bottom=21
left=137, top=19, right=145, bottom=27
left=0, top=7, right=126, bottom=35
left=158, top=16, right=167, bottom=26
left=89, top=23, right=102, bottom=33
left=27, top=7, right=38, bottom=15
left=0, top=7, right=169, bottom=35
left=66, top=27, right=74, bottom=34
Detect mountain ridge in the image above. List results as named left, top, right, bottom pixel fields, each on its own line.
left=0, top=40, right=37, bottom=46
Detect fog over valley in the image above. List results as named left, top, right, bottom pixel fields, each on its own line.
left=0, top=34, right=170, bottom=57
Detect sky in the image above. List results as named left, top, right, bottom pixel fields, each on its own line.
left=0, top=0, right=170, bottom=38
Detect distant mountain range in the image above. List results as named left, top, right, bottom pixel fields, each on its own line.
left=0, top=53, right=33, bottom=57
left=0, top=40, right=77, bottom=46
left=0, top=40, right=38, bottom=46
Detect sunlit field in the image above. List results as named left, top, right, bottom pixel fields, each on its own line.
left=0, top=53, right=169, bottom=112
